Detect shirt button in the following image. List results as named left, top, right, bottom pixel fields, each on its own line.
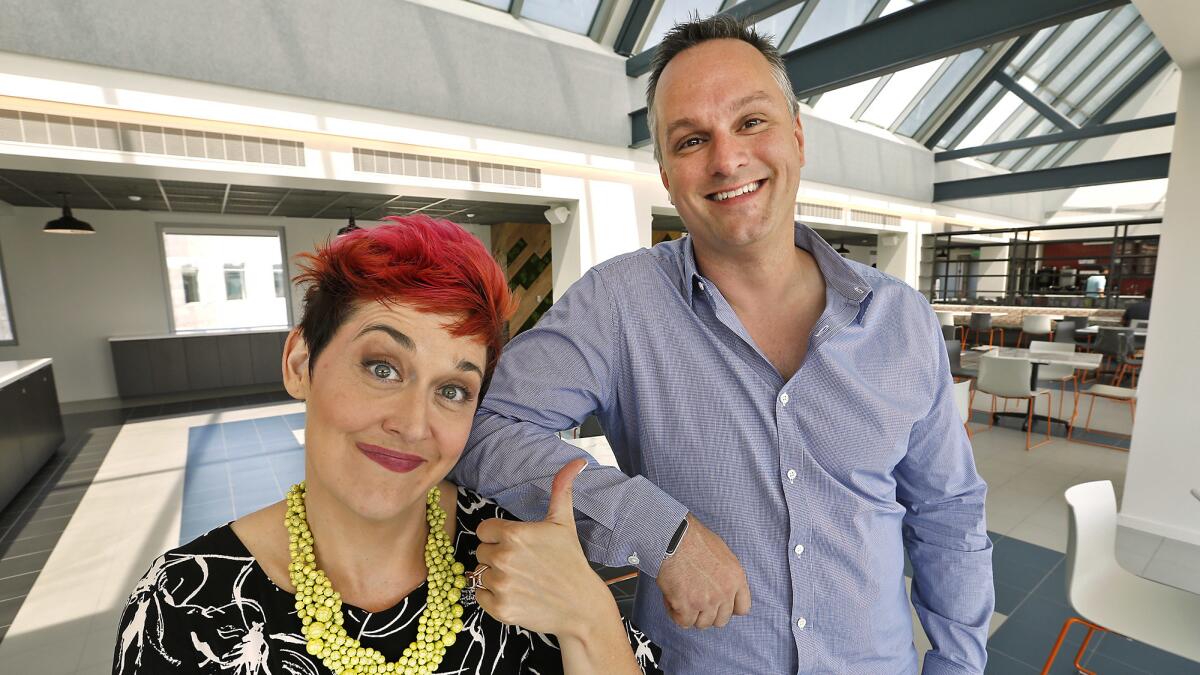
left=786, top=468, right=797, bottom=481
left=627, top=553, right=640, bottom=565
left=697, top=281, right=706, bottom=291
left=779, top=392, right=790, bottom=405
left=794, top=544, right=805, bottom=556
left=796, top=617, right=807, bottom=630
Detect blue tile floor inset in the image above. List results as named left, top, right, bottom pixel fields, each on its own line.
left=181, top=412, right=306, bottom=546
left=985, top=532, right=1200, bottom=674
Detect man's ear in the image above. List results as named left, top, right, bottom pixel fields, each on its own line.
left=282, top=328, right=312, bottom=401
left=793, top=112, right=806, bottom=170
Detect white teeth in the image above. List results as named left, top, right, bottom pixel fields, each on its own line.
left=712, top=180, right=761, bottom=202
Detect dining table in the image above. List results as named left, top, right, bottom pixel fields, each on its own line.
left=974, top=346, right=1104, bottom=431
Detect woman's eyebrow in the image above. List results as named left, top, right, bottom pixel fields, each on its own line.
left=355, top=324, right=415, bottom=351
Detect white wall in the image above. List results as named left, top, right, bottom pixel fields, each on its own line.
left=0, top=206, right=490, bottom=402
left=1120, top=65, right=1200, bottom=546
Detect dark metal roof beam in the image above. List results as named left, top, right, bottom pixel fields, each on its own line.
left=783, top=0, right=1126, bottom=99
left=936, top=113, right=1174, bottom=161
left=993, top=72, right=1076, bottom=130
left=613, top=0, right=655, bottom=56
left=626, top=0, right=806, bottom=76
left=933, top=153, right=1170, bottom=201
left=924, top=36, right=1032, bottom=148
left=156, top=180, right=173, bottom=212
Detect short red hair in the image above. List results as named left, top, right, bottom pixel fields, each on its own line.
left=294, top=215, right=513, bottom=389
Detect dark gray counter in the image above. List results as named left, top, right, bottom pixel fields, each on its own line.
left=0, top=359, right=64, bottom=512
left=109, top=330, right=289, bottom=399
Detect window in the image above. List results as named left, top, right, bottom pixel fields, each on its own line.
left=181, top=265, right=200, bottom=303
left=0, top=241, right=15, bottom=345
left=224, top=263, right=246, bottom=300
left=162, top=229, right=289, bottom=333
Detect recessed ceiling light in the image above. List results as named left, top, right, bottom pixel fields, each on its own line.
left=128, top=195, right=143, bottom=202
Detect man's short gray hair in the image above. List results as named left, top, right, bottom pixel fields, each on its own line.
left=646, top=14, right=800, bottom=163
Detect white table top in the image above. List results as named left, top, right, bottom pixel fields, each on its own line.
left=978, top=347, right=1103, bottom=370
left=935, top=311, right=973, bottom=317
left=0, top=358, right=52, bottom=389
left=1077, top=325, right=1148, bottom=336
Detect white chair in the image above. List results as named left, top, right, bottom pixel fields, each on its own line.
left=952, top=378, right=973, bottom=439
left=975, top=354, right=1053, bottom=450
left=1068, top=384, right=1136, bottom=451
left=1018, top=314, right=1054, bottom=348
left=1029, top=341, right=1078, bottom=424
left=1041, top=481, right=1200, bottom=673
left=936, top=311, right=964, bottom=342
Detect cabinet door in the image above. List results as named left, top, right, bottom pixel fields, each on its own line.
left=249, top=332, right=284, bottom=384
left=218, top=334, right=254, bottom=387
left=20, top=368, right=60, bottom=476
left=0, top=383, right=28, bottom=511
left=149, top=338, right=190, bottom=394
left=111, top=340, right=154, bottom=398
left=184, top=336, right=223, bottom=391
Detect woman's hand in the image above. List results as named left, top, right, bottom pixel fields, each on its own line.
left=473, top=459, right=614, bottom=637
left=474, top=460, right=640, bottom=673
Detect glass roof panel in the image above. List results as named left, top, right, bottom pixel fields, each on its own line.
left=813, top=78, right=881, bottom=119
left=939, top=80, right=1004, bottom=149
left=879, top=0, right=914, bottom=17
left=895, top=49, right=984, bottom=137
left=788, top=0, right=876, bottom=50
left=1065, top=27, right=1155, bottom=117
left=858, top=57, right=945, bottom=128
left=642, top=0, right=724, bottom=51
left=958, top=90, right=1022, bottom=148
left=752, top=2, right=804, bottom=47
left=1040, top=7, right=1137, bottom=100
left=1018, top=12, right=1106, bottom=83
left=521, top=0, right=602, bottom=34
left=1080, top=42, right=1161, bottom=120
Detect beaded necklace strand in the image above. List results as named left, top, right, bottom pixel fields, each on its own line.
left=286, top=482, right=468, bottom=674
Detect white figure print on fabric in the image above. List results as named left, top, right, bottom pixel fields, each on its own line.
left=112, top=487, right=662, bottom=674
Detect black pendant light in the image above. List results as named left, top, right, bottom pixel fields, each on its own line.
left=835, top=242, right=850, bottom=256
left=336, top=208, right=360, bottom=236
left=44, top=192, right=94, bottom=234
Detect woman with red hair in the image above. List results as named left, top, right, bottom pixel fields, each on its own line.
left=114, top=216, right=661, bottom=674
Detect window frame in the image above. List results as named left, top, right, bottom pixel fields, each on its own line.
left=156, top=223, right=293, bottom=335
left=0, top=237, right=16, bottom=346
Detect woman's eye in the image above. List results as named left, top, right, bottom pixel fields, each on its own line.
left=366, top=361, right=400, bottom=381
left=438, top=385, right=470, bottom=403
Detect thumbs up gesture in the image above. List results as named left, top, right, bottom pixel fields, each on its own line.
left=473, top=459, right=612, bottom=638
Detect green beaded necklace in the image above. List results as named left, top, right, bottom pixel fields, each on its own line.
left=285, top=482, right=468, bottom=675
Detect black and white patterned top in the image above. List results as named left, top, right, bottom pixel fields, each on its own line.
left=113, top=487, right=662, bottom=674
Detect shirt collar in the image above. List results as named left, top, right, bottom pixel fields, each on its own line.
left=681, top=222, right=874, bottom=311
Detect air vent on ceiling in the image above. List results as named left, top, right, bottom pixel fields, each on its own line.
left=797, top=202, right=843, bottom=221
left=849, top=209, right=901, bottom=227
left=353, top=148, right=541, bottom=189
left=0, top=108, right=305, bottom=167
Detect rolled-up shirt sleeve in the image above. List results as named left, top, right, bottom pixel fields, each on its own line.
left=895, top=308, right=994, bottom=674
left=451, top=268, right=688, bottom=577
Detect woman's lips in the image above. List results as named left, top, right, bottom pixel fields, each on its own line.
left=356, top=443, right=426, bottom=473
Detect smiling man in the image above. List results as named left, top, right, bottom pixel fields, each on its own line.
left=454, top=15, right=993, bottom=674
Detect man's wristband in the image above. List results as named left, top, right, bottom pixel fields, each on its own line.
left=664, top=516, right=689, bottom=557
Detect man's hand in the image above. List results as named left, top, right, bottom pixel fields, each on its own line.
left=656, top=515, right=750, bottom=629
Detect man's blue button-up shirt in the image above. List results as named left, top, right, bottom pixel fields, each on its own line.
left=454, top=223, right=993, bottom=674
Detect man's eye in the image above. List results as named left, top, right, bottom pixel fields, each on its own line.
left=439, top=385, right=469, bottom=402
left=744, top=118, right=763, bottom=129
left=679, top=137, right=702, bottom=150
left=366, top=361, right=399, bottom=381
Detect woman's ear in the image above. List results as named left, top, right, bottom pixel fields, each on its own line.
left=282, top=328, right=312, bottom=401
